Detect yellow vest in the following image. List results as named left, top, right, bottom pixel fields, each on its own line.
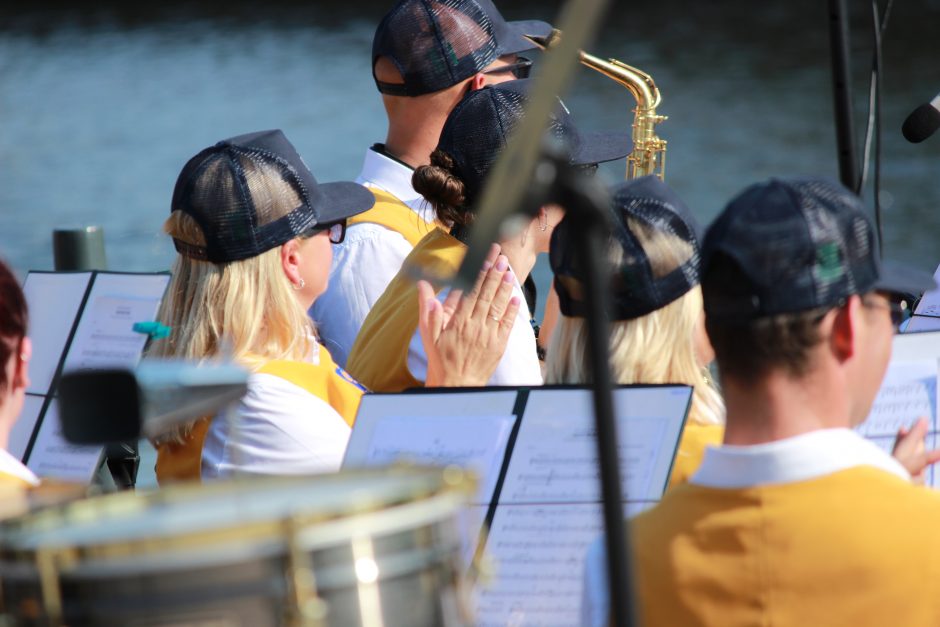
left=668, top=423, right=724, bottom=488
left=347, top=188, right=441, bottom=247
left=632, top=466, right=940, bottom=626
left=346, top=228, right=465, bottom=393
left=155, top=346, right=364, bottom=485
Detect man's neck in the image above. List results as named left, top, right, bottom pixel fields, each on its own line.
left=721, top=366, right=852, bottom=446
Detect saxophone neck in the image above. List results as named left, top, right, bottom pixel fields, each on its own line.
left=578, top=51, right=662, bottom=111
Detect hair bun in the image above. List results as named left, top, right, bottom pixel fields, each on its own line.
left=412, top=149, right=470, bottom=225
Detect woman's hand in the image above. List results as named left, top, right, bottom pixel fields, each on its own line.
left=421, top=245, right=521, bottom=387
left=892, top=417, right=940, bottom=484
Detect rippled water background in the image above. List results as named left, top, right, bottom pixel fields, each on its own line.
left=3, top=0, right=940, bottom=311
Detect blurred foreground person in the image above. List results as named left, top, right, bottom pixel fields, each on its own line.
left=585, top=177, right=940, bottom=627
left=546, top=176, right=724, bottom=488
left=0, top=259, right=38, bottom=488
left=311, top=0, right=550, bottom=367
left=346, top=79, right=629, bottom=391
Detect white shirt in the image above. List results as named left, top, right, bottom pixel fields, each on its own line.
left=579, top=428, right=910, bottom=627
left=310, top=147, right=437, bottom=368
left=202, top=347, right=352, bottom=479
left=406, top=278, right=544, bottom=387
left=0, top=448, right=39, bottom=486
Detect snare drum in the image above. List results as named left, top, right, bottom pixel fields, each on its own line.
left=0, top=466, right=475, bottom=627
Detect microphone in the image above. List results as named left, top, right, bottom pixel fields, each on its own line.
left=58, top=360, right=248, bottom=444
left=902, top=93, right=940, bottom=143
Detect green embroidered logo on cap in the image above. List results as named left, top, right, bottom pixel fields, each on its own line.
left=815, top=242, right=843, bottom=283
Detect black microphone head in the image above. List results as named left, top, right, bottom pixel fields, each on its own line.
left=58, top=369, right=142, bottom=444
left=902, top=103, right=940, bottom=143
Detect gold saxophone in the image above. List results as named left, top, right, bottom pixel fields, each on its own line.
left=529, top=29, right=667, bottom=180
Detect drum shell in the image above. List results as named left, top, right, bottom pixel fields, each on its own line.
left=0, top=469, right=475, bottom=627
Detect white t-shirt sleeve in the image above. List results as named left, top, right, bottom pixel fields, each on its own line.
left=311, top=223, right=414, bottom=368
left=202, top=372, right=351, bottom=479
left=580, top=535, right=610, bottom=627
left=405, top=282, right=543, bottom=387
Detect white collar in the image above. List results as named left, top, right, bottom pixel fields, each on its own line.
left=0, top=448, right=39, bottom=486
left=356, top=147, right=438, bottom=224
left=690, top=428, right=910, bottom=488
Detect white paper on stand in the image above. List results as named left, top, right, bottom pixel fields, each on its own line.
left=22, top=272, right=92, bottom=395
left=25, top=399, right=102, bottom=483
left=61, top=273, right=169, bottom=372
left=350, top=414, right=515, bottom=506
left=476, top=386, right=690, bottom=625
left=855, top=359, right=937, bottom=438
left=9, top=395, right=45, bottom=461
left=912, top=263, right=940, bottom=317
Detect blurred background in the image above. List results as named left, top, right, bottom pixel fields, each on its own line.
left=2, top=0, right=940, bottom=317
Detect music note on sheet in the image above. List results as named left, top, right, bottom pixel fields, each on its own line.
left=856, top=360, right=937, bottom=437
left=475, top=502, right=656, bottom=627
left=497, top=388, right=688, bottom=504
left=354, top=414, right=515, bottom=505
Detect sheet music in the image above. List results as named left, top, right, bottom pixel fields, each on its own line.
left=497, top=387, right=689, bottom=504
left=855, top=360, right=937, bottom=438
left=61, top=273, right=170, bottom=372
left=477, top=386, right=690, bottom=625
left=25, top=399, right=102, bottom=482
left=9, top=394, right=44, bottom=461
left=912, top=263, right=940, bottom=317
left=350, top=414, right=515, bottom=505
left=905, top=316, right=940, bottom=333
left=476, top=502, right=655, bottom=627
left=22, top=272, right=92, bottom=394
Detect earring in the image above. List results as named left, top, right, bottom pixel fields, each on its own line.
left=538, top=214, right=548, bottom=232
left=292, top=278, right=306, bottom=290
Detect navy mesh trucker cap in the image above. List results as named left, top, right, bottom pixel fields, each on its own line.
left=435, top=79, right=631, bottom=205
left=171, top=130, right=375, bottom=263
left=551, top=176, right=702, bottom=320
left=701, top=176, right=936, bottom=320
left=372, top=0, right=552, bottom=97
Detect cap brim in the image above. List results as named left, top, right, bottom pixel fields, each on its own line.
left=874, top=260, right=937, bottom=297
left=571, top=130, right=632, bottom=165
left=497, top=19, right=553, bottom=56
left=315, top=182, right=376, bottom=223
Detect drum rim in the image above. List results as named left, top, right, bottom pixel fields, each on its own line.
left=0, top=467, right=474, bottom=555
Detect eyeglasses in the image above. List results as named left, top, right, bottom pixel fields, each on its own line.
left=303, top=220, right=347, bottom=245
left=482, top=56, right=532, bottom=80
left=861, top=296, right=910, bottom=330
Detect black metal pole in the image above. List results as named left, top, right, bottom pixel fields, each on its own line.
left=557, top=162, right=637, bottom=627
left=828, top=0, right=860, bottom=192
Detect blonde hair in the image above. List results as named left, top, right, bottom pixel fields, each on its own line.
left=545, top=218, right=724, bottom=426
left=148, top=158, right=315, bottom=438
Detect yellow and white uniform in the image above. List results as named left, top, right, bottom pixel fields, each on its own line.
left=310, top=148, right=439, bottom=368
left=581, top=428, right=940, bottom=627
left=0, top=448, right=39, bottom=488
left=668, top=422, right=724, bottom=487
left=156, top=343, right=364, bottom=483
left=346, top=228, right=542, bottom=393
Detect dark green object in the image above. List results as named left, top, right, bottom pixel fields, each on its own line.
left=53, top=226, right=107, bottom=270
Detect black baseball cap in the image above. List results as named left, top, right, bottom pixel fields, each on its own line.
left=171, top=130, right=375, bottom=263
left=435, top=79, right=631, bottom=205
left=702, top=176, right=936, bottom=320
left=372, top=0, right=552, bottom=97
left=551, top=176, right=702, bottom=320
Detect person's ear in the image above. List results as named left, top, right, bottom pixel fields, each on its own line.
left=13, top=337, right=31, bottom=392
left=280, top=239, right=303, bottom=288
left=829, top=297, right=859, bottom=362
left=469, top=73, right=487, bottom=91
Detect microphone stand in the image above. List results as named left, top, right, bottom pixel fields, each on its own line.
left=828, top=0, right=860, bottom=192
left=529, top=141, right=638, bottom=627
